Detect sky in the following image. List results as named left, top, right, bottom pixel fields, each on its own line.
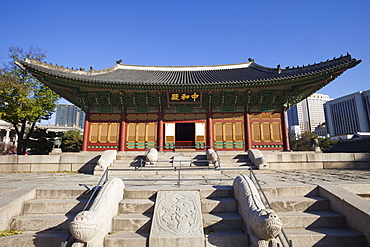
left=1, top=0, right=369, bottom=123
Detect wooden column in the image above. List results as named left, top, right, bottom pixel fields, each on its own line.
left=118, top=114, right=126, bottom=151
left=281, top=111, right=291, bottom=151
left=82, top=114, right=90, bottom=151
left=206, top=112, right=214, bottom=148
left=244, top=113, right=252, bottom=151
left=157, top=113, right=164, bottom=151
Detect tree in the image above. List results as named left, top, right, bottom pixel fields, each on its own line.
left=290, top=131, right=318, bottom=151
left=0, top=45, right=59, bottom=155
left=318, top=137, right=339, bottom=151
left=61, top=130, right=83, bottom=152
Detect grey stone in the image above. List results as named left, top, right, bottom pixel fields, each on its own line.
left=149, top=190, right=204, bottom=246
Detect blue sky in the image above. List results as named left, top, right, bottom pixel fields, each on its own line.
left=1, top=0, right=369, bottom=123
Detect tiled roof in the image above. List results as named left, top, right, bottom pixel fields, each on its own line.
left=17, top=54, right=361, bottom=88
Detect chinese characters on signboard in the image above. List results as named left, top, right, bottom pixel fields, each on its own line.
left=168, top=92, right=201, bottom=104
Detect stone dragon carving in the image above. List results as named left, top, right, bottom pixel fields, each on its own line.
left=69, top=177, right=124, bottom=247
left=145, top=148, right=158, bottom=166
left=206, top=148, right=218, bottom=166
left=248, top=149, right=268, bottom=170
left=233, top=175, right=282, bottom=247
left=95, top=150, right=117, bottom=171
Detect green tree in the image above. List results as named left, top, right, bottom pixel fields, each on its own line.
left=318, top=137, right=339, bottom=151
left=61, top=130, right=83, bottom=152
left=290, top=131, right=318, bottom=151
left=0, top=45, right=59, bottom=155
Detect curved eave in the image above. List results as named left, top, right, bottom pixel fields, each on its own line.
left=17, top=55, right=361, bottom=93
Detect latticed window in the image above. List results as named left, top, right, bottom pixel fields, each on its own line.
left=126, top=122, right=157, bottom=149
left=251, top=113, right=282, bottom=142
left=89, top=123, right=120, bottom=143
left=213, top=122, right=244, bottom=149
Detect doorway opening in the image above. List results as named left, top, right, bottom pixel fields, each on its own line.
left=175, top=123, right=195, bottom=148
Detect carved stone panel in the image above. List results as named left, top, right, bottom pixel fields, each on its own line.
left=149, top=190, right=204, bottom=247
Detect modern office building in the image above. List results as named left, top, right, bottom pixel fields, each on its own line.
left=324, top=90, right=370, bottom=136
left=287, top=93, right=332, bottom=135
left=17, top=54, right=360, bottom=152
left=55, top=104, right=85, bottom=129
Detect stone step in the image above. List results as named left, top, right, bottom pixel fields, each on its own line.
left=101, top=168, right=223, bottom=176
left=122, top=186, right=234, bottom=200
left=35, top=188, right=94, bottom=199
left=269, top=196, right=330, bottom=212
left=284, top=228, right=367, bottom=247
left=22, top=198, right=88, bottom=215
left=203, top=212, right=242, bottom=232
left=201, top=185, right=234, bottom=199
left=123, top=188, right=158, bottom=199
left=104, top=231, right=149, bottom=247
left=261, top=185, right=318, bottom=198
left=205, top=231, right=249, bottom=247
left=157, top=169, right=222, bottom=175
left=10, top=214, right=74, bottom=232
left=278, top=211, right=347, bottom=229
left=111, top=214, right=152, bottom=232
left=201, top=197, right=237, bottom=213
left=0, top=231, right=69, bottom=247
left=119, top=198, right=155, bottom=214
left=219, top=163, right=252, bottom=168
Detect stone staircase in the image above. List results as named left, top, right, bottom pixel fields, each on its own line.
left=0, top=188, right=92, bottom=247
left=201, top=186, right=249, bottom=246
left=263, top=185, right=367, bottom=247
left=1, top=181, right=367, bottom=246
left=105, top=186, right=249, bottom=246
left=100, top=151, right=252, bottom=176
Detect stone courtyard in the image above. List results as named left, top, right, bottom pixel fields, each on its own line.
left=1, top=169, right=370, bottom=189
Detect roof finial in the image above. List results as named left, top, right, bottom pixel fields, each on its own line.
left=90, top=66, right=94, bottom=70
left=116, top=59, right=122, bottom=64
left=248, top=58, right=254, bottom=62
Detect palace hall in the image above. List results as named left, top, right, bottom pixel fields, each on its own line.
left=16, top=54, right=361, bottom=152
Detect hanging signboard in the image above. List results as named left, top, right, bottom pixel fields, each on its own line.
left=168, top=92, right=202, bottom=104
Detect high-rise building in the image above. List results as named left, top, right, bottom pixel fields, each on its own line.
left=324, top=90, right=370, bottom=136
left=55, top=104, right=85, bottom=129
left=287, top=93, right=332, bottom=135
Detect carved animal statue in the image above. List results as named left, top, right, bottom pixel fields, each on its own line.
left=248, top=149, right=268, bottom=169
left=70, top=177, right=124, bottom=247
left=95, top=150, right=117, bottom=171
left=233, top=175, right=282, bottom=247
left=206, top=148, right=218, bottom=166
left=145, top=148, right=158, bottom=166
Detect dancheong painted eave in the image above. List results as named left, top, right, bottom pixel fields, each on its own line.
left=16, top=54, right=361, bottom=90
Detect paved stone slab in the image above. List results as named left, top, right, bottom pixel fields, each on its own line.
left=149, top=190, right=204, bottom=247
left=172, top=155, right=192, bottom=166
